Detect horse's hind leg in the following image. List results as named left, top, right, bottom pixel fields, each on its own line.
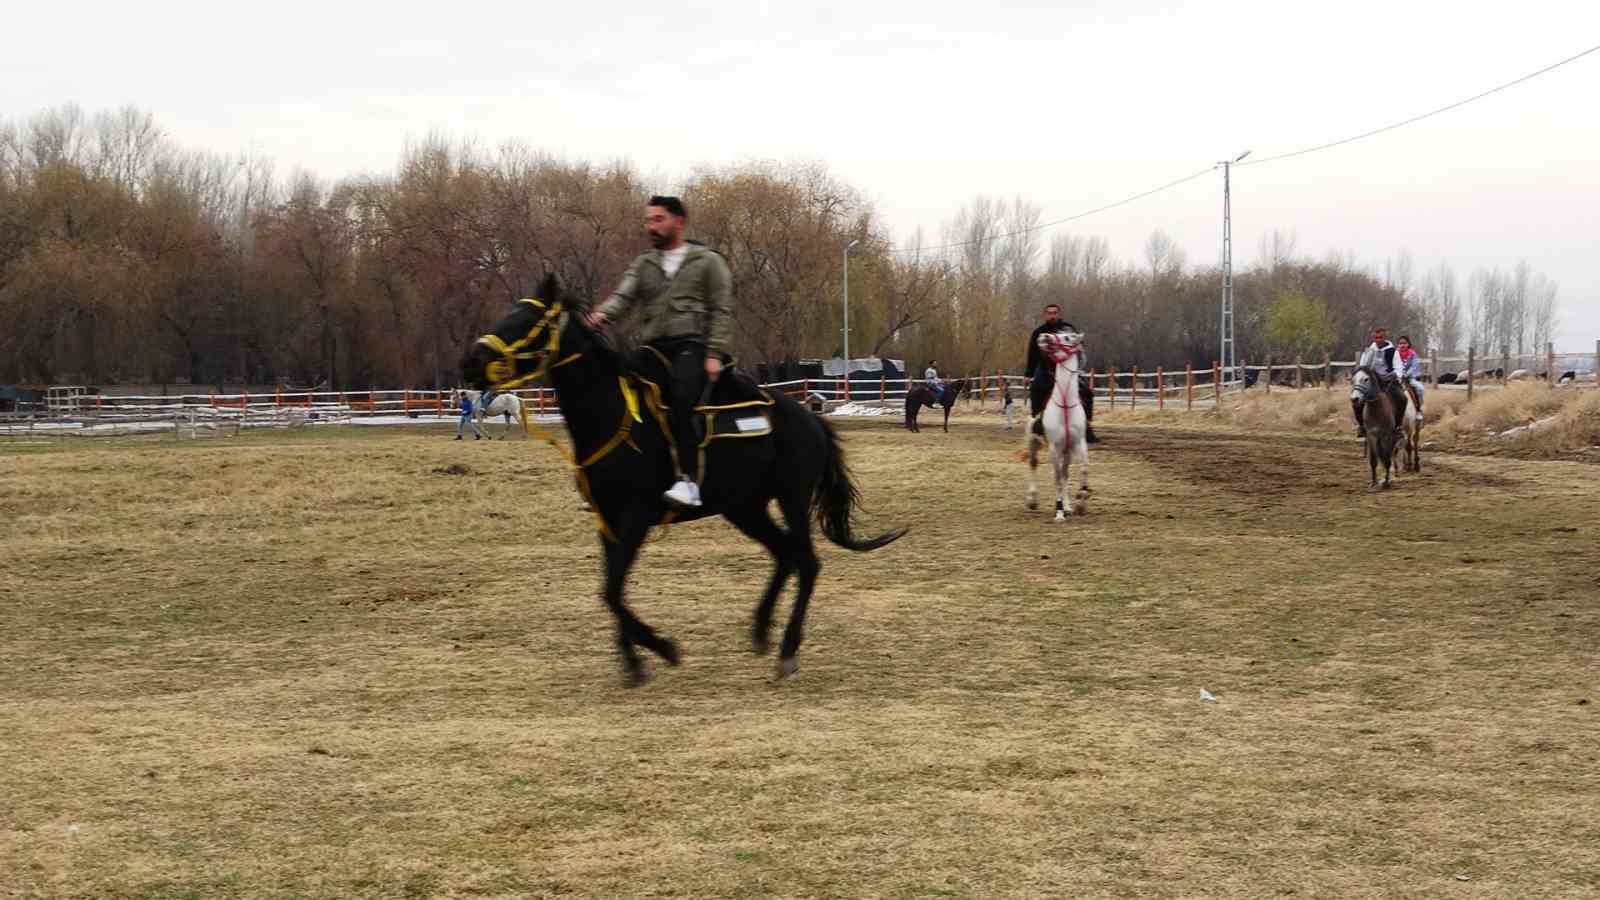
left=725, top=502, right=795, bottom=657
left=1052, top=442, right=1069, bottom=521
left=773, top=489, right=822, bottom=680
left=601, top=518, right=679, bottom=686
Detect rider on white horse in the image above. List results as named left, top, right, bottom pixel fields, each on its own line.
left=1395, top=335, right=1424, bottom=421
left=1026, top=328, right=1091, bottom=520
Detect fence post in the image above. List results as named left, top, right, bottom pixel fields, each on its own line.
left=435, top=391, right=443, bottom=417
left=1212, top=361, right=1221, bottom=405
left=1186, top=364, right=1194, bottom=410
left=1546, top=341, right=1555, bottom=383
left=1324, top=353, right=1331, bottom=390
left=1157, top=367, right=1165, bottom=410
left=1467, top=346, right=1475, bottom=401
left=880, top=375, right=885, bottom=402
left=1295, top=356, right=1303, bottom=390
left=803, top=378, right=809, bottom=401
left=1130, top=367, right=1138, bottom=409
left=1430, top=348, right=1438, bottom=385
left=1108, top=368, right=1116, bottom=410
left=1500, top=344, right=1510, bottom=382
left=275, top=385, right=282, bottom=408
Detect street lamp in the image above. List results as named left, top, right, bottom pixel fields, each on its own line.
left=1217, top=149, right=1250, bottom=394
left=842, top=238, right=860, bottom=401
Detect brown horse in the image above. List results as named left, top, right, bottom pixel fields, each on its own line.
left=905, top=378, right=969, bottom=432
left=1355, top=367, right=1401, bottom=490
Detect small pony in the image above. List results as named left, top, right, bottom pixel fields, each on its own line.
left=465, top=389, right=528, bottom=439
left=1025, top=329, right=1090, bottom=520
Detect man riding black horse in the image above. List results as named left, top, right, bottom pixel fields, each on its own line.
left=586, top=195, right=730, bottom=509
left=1025, top=303, right=1099, bottom=443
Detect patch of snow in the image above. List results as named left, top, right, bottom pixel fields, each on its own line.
left=828, top=402, right=894, bottom=417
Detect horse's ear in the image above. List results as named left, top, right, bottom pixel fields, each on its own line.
left=537, top=271, right=564, bottom=306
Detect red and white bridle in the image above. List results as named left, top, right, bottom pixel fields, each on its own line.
left=1040, top=333, right=1084, bottom=411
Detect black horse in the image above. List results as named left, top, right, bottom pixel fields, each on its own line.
left=460, top=274, right=906, bottom=685
left=904, top=378, right=969, bottom=432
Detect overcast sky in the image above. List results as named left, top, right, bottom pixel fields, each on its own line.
left=7, top=1, right=1597, bottom=351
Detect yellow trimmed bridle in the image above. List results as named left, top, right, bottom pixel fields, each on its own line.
left=474, top=297, right=655, bottom=543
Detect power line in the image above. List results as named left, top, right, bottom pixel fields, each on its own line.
left=885, top=41, right=1600, bottom=258
left=1240, top=42, right=1600, bottom=168
left=886, top=166, right=1215, bottom=257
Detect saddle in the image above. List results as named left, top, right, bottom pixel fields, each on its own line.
left=629, top=353, right=776, bottom=460
left=689, top=369, right=776, bottom=445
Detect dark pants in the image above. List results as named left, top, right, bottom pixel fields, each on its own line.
left=645, top=338, right=707, bottom=480
left=1029, top=374, right=1094, bottom=422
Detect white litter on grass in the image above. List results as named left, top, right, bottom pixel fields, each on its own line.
left=828, top=402, right=893, bottom=418
left=1199, top=688, right=1219, bottom=702
left=1497, top=414, right=1561, bottom=440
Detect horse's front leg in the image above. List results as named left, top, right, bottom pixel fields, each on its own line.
left=1072, top=428, right=1090, bottom=515
left=1026, top=434, right=1041, bottom=510
left=1052, top=441, right=1070, bottom=521
left=600, top=514, right=679, bottom=687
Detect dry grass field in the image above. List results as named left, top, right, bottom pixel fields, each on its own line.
left=2, top=412, right=1598, bottom=899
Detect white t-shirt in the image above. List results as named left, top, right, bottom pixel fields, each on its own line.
left=661, top=245, right=689, bottom=278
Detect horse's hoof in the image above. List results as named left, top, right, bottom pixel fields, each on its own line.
left=1072, top=501, right=1087, bottom=516
left=659, top=638, right=681, bottom=666
left=1054, top=512, right=1067, bottom=522
left=623, top=666, right=649, bottom=688
left=1026, top=495, right=1038, bottom=510
left=751, top=630, right=772, bottom=656
left=775, top=656, right=799, bottom=680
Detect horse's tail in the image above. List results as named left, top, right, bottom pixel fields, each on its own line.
left=814, top=416, right=907, bottom=552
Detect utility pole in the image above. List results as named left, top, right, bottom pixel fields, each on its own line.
left=1219, top=150, right=1250, bottom=392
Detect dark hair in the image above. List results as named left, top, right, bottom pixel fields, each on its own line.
left=1044, top=303, right=1060, bottom=312
left=648, top=195, right=687, bottom=219
left=1398, top=334, right=1412, bottom=345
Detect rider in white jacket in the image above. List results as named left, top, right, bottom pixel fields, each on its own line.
left=1353, top=327, right=1408, bottom=437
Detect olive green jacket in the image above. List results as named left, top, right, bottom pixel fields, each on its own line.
left=596, top=241, right=734, bottom=356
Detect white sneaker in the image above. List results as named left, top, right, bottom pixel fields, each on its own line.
left=664, top=478, right=702, bottom=508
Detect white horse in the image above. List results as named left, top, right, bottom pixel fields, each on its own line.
left=466, top=389, right=528, bottom=439
left=1025, top=329, right=1090, bottom=520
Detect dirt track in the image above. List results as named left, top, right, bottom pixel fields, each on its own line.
left=2, top=419, right=1597, bottom=898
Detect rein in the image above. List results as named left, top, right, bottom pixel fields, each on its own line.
left=1045, top=341, right=1082, bottom=412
